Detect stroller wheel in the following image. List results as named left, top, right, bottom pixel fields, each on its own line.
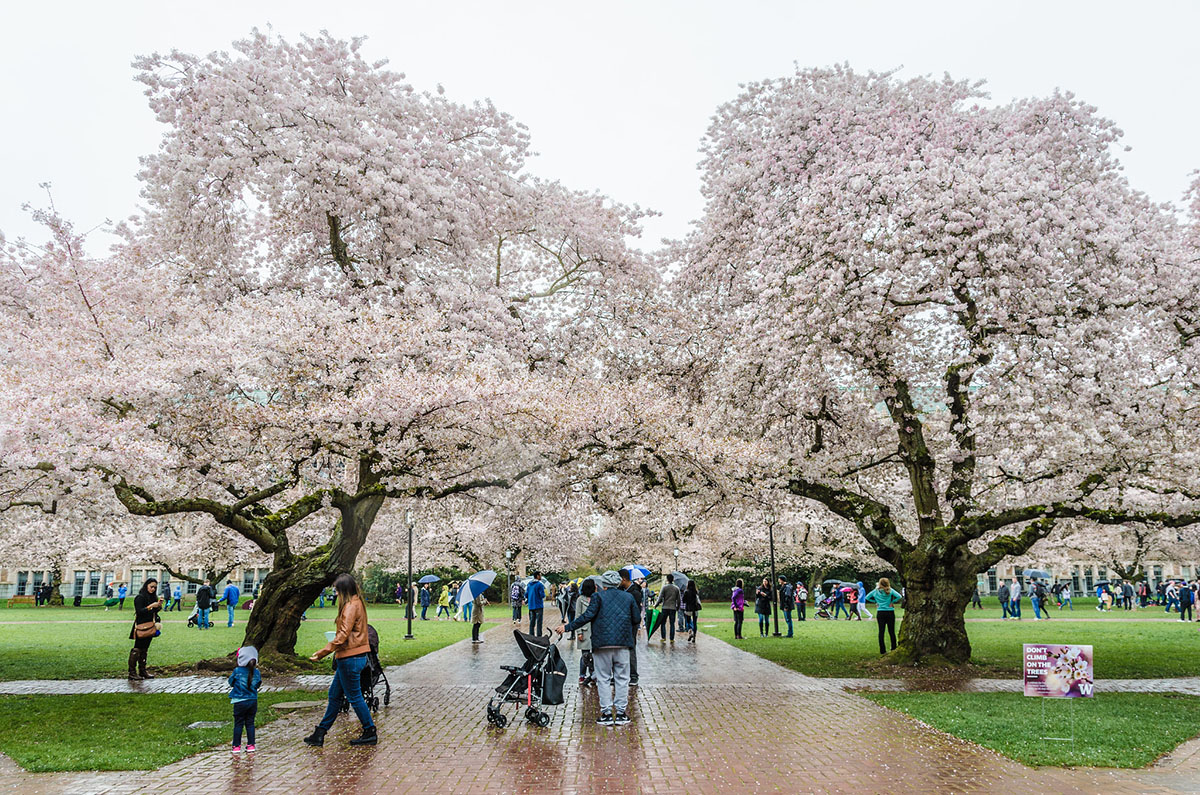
left=207, top=621, right=214, bottom=628
left=525, top=707, right=538, bottom=722
left=494, top=712, right=508, bottom=728
left=371, top=697, right=380, bottom=711
left=535, top=711, right=551, bottom=727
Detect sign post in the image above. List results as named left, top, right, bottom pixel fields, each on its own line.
left=1023, top=643, right=1093, bottom=744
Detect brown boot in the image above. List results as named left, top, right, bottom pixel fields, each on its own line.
left=127, top=649, right=143, bottom=681
left=138, top=649, right=155, bottom=679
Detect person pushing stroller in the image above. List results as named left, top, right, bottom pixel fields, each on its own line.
left=555, top=570, right=640, bottom=726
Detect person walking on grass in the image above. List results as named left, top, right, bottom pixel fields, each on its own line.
left=970, top=586, right=983, bottom=609
left=682, top=580, right=702, bottom=642
left=856, top=580, right=873, bottom=620
left=196, top=579, right=215, bottom=630
left=832, top=586, right=850, bottom=620
left=998, top=580, right=1011, bottom=619
left=229, top=645, right=261, bottom=755
left=128, top=578, right=163, bottom=680
left=118, top=583, right=128, bottom=610
left=864, top=578, right=903, bottom=656
left=1179, top=582, right=1194, bottom=622
left=1008, top=579, right=1022, bottom=620
left=221, top=580, right=241, bottom=628
left=731, top=579, right=746, bottom=640
left=419, top=583, right=431, bottom=621
left=557, top=570, right=639, bottom=726
left=437, top=585, right=451, bottom=619
left=1060, top=582, right=1073, bottom=610
left=527, top=572, right=546, bottom=637
left=305, top=573, right=378, bottom=748
left=655, top=574, right=681, bottom=642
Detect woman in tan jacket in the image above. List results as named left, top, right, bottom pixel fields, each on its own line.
left=303, top=573, right=377, bottom=747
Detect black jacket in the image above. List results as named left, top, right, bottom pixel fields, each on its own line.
left=779, top=583, right=795, bottom=609
left=565, top=588, right=640, bottom=649
left=196, top=585, right=214, bottom=609
left=754, top=585, right=772, bottom=614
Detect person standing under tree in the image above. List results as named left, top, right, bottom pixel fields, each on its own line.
left=509, top=579, right=523, bottom=626
left=778, top=576, right=795, bottom=637
left=730, top=579, right=746, bottom=640
left=796, top=581, right=808, bottom=622
left=128, top=578, right=162, bottom=680
left=864, top=578, right=903, bottom=656
left=419, top=583, right=431, bottom=620
left=754, top=577, right=773, bottom=636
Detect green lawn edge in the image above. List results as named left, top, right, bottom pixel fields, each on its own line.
left=0, top=691, right=326, bottom=772
left=860, top=691, right=1200, bottom=768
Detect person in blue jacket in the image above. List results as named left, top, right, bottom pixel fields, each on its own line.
left=228, top=645, right=261, bottom=753
left=526, top=573, right=546, bottom=636
left=221, top=581, right=241, bottom=627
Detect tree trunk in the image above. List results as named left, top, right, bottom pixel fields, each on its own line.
left=47, top=563, right=64, bottom=607
left=888, top=553, right=976, bottom=666
left=239, top=493, right=383, bottom=660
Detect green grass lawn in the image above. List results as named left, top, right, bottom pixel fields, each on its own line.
left=0, top=604, right=480, bottom=680
left=0, top=691, right=325, bottom=771
left=861, top=691, right=1200, bottom=768
left=697, top=615, right=1200, bottom=678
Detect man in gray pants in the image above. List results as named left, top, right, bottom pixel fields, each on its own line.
left=558, top=570, right=640, bottom=726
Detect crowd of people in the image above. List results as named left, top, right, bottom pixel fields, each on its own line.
left=995, top=577, right=1200, bottom=620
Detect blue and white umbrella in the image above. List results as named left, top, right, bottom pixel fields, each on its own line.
left=622, top=565, right=652, bottom=580
left=418, top=574, right=441, bottom=584
left=457, top=570, right=496, bottom=605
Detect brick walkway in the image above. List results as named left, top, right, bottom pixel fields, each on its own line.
left=1, top=625, right=1199, bottom=793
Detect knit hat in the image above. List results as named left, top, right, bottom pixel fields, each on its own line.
left=236, top=646, right=259, bottom=667
left=599, top=570, right=621, bottom=589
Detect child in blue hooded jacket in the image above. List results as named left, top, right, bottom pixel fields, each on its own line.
left=228, top=646, right=261, bottom=753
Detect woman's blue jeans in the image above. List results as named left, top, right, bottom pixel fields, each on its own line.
left=318, top=653, right=373, bottom=730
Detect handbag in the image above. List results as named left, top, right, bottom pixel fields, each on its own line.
left=134, top=620, right=157, bottom=639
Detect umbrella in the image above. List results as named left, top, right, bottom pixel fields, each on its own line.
left=457, top=570, right=497, bottom=605
left=669, top=571, right=689, bottom=591
left=822, top=579, right=845, bottom=586
left=417, top=575, right=441, bottom=584
left=645, top=607, right=664, bottom=636
left=622, top=565, right=652, bottom=580
left=839, top=586, right=855, bottom=593
left=1093, top=580, right=1111, bottom=587
left=567, top=577, right=587, bottom=588
left=1022, top=569, right=1052, bottom=580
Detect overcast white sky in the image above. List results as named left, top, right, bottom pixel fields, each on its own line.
left=3, top=1, right=1197, bottom=249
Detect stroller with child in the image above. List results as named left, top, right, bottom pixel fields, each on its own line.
left=186, top=604, right=214, bottom=628
left=487, top=630, right=567, bottom=728
left=814, top=593, right=836, bottom=620
left=340, top=624, right=391, bottom=713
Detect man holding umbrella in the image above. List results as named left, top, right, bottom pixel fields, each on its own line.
left=557, top=570, right=640, bottom=726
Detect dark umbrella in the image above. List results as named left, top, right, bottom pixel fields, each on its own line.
left=1022, top=568, right=1052, bottom=580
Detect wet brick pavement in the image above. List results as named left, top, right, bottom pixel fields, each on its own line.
left=1, top=625, right=1199, bottom=793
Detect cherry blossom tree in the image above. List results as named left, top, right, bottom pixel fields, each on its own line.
left=673, top=66, right=1200, bottom=664
left=0, top=32, right=657, bottom=661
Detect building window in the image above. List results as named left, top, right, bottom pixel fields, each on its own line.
left=187, top=570, right=200, bottom=594
left=1084, top=567, right=1093, bottom=592
left=1184, top=565, right=1192, bottom=579
left=88, top=571, right=101, bottom=596
left=16, top=571, right=28, bottom=596
left=32, top=571, right=44, bottom=588
left=243, top=570, right=255, bottom=592
left=74, top=571, right=85, bottom=597
left=1153, top=565, right=1164, bottom=587
left=131, top=570, right=143, bottom=594
left=987, top=568, right=997, bottom=593
left=1071, top=567, right=1081, bottom=594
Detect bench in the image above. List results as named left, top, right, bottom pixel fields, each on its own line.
left=6, top=595, right=36, bottom=607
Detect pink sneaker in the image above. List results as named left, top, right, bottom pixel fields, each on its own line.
left=231, top=745, right=241, bottom=754
left=245, top=745, right=256, bottom=753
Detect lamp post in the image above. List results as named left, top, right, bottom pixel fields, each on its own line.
left=767, top=516, right=781, bottom=637
left=404, top=507, right=415, bottom=640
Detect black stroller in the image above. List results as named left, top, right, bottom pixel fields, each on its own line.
left=340, top=624, right=391, bottom=713
left=487, top=631, right=567, bottom=728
